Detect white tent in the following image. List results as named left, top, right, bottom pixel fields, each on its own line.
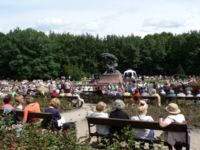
left=124, top=69, right=137, bottom=79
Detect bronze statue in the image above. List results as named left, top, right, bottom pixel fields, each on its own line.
left=101, top=53, right=119, bottom=74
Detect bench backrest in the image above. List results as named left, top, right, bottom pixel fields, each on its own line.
left=87, top=117, right=187, bottom=132
left=166, top=96, right=200, bottom=100
left=59, top=96, right=78, bottom=99
left=86, top=117, right=189, bottom=149
left=0, top=108, right=52, bottom=121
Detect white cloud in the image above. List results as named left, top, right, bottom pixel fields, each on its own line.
left=143, top=18, right=185, bottom=29
left=1, top=0, right=200, bottom=36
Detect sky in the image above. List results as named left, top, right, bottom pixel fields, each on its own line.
left=0, top=0, right=200, bottom=37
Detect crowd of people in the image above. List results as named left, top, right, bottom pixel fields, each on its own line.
left=0, top=76, right=196, bottom=149
left=0, top=76, right=199, bottom=101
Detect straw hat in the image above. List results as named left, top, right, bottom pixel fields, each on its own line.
left=165, top=103, right=180, bottom=114
left=37, top=86, right=49, bottom=94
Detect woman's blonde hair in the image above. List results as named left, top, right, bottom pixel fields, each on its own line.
left=96, top=101, right=107, bottom=112
left=15, top=95, right=24, bottom=104
left=50, top=98, right=61, bottom=108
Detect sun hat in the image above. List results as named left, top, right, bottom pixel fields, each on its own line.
left=165, top=103, right=181, bottom=114
left=115, top=99, right=125, bottom=110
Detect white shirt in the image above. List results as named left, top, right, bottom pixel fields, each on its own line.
left=131, top=115, right=154, bottom=139
left=164, top=114, right=186, bottom=146
left=15, top=104, right=23, bottom=111
left=90, top=111, right=110, bottom=135
left=177, top=93, right=186, bottom=97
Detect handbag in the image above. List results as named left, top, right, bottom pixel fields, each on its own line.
left=57, top=117, right=66, bottom=127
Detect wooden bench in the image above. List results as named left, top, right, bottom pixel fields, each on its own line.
left=165, top=96, right=200, bottom=104
left=86, top=117, right=190, bottom=150
left=0, top=108, right=52, bottom=123
left=123, top=96, right=158, bottom=104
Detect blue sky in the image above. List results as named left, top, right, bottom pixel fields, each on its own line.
left=0, top=0, right=200, bottom=37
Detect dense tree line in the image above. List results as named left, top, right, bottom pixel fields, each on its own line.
left=0, top=28, right=200, bottom=80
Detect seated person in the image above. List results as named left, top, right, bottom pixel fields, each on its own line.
left=177, top=88, right=186, bottom=97
left=186, top=90, right=193, bottom=97
left=14, top=95, right=24, bottom=110
left=42, top=98, right=64, bottom=131
left=90, top=101, right=109, bottom=135
left=166, top=89, right=176, bottom=97
left=196, top=90, right=200, bottom=97
left=133, top=89, right=141, bottom=104
left=123, top=88, right=131, bottom=97
left=14, top=95, right=24, bottom=123
left=141, top=88, right=150, bottom=97
left=109, top=99, right=129, bottom=135
left=151, top=89, right=161, bottom=107
left=59, top=89, right=66, bottom=97
left=23, top=96, right=41, bottom=123
left=159, top=103, right=187, bottom=150
left=1, top=95, right=14, bottom=114
left=131, top=100, right=154, bottom=140
left=51, top=90, right=59, bottom=98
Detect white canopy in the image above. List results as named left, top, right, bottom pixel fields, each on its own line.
left=124, top=69, right=137, bottom=78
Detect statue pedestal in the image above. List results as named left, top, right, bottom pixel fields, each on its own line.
left=97, top=73, right=123, bottom=84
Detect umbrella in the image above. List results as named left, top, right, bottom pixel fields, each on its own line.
left=37, top=86, right=49, bottom=95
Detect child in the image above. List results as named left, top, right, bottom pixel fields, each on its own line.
left=14, top=95, right=24, bottom=110
left=1, top=95, right=14, bottom=111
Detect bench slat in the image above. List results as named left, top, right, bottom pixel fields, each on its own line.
left=87, top=117, right=187, bottom=132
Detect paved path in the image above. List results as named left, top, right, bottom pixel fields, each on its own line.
left=61, top=103, right=200, bottom=150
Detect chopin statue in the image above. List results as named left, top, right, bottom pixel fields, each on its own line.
left=101, top=53, right=120, bottom=74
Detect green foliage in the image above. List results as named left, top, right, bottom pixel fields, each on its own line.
left=176, top=64, right=186, bottom=79
left=0, top=114, right=92, bottom=150
left=1, top=29, right=200, bottom=79
left=63, top=64, right=87, bottom=81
